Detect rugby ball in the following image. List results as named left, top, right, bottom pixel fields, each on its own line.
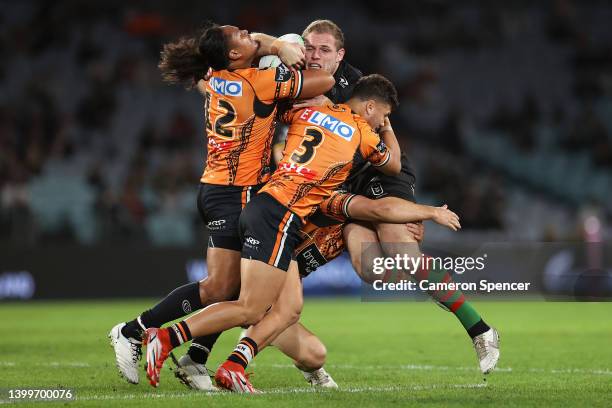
left=259, top=33, right=304, bottom=68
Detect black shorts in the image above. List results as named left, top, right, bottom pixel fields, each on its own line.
left=239, top=193, right=303, bottom=272
left=197, top=183, right=263, bottom=251
left=349, top=155, right=416, bottom=203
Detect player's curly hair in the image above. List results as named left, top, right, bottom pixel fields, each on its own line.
left=159, top=21, right=229, bottom=87
left=352, top=74, right=399, bottom=110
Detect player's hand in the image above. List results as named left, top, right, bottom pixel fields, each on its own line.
left=196, top=80, right=207, bottom=96
left=196, top=68, right=213, bottom=94
left=203, top=67, right=213, bottom=81
left=406, top=222, right=425, bottom=243
left=379, top=117, right=393, bottom=133
left=293, top=95, right=332, bottom=109
left=278, top=41, right=305, bottom=69
left=432, top=205, right=461, bottom=231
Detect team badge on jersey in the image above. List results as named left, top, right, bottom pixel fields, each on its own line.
left=371, top=182, right=385, bottom=197
left=376, top=140, right=388, bottom=154
left=275, top=64, right=292, bottom=82
left=210, top=77, right=243, bottom=96
left=299, top=109, right=355, bottom=140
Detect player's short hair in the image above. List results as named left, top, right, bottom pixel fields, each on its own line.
left=302, top=19, right=345, bottom=50
left=351, top=74, right=399, bottom=110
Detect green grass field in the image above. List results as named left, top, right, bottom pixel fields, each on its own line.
left=1, top=299, right=611, bottom=407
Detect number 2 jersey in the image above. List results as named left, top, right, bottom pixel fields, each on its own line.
left=200, top=65, right=304, bottom=186
left=259, top=103, right=391, bottom=222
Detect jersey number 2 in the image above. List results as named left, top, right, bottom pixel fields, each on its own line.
left=206, top=92, right=236, bottom=139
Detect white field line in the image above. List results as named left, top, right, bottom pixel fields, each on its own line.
left=0, top=361, right=90, bottom=367
left=256, top=363, right=612, bottom=376
left=41, top=361, right=90, bottom=367
left=2, top=360, right=611, bottom=376
left=70, top=383, right=487, bottom=401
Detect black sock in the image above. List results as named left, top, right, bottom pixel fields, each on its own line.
left=168, top=321, right=192, bottom=348
left=121, top=282, right=202, bottom=340
left=121, top=317, right=146, bottom=341
left=467, top=319, right=491, bottom=339
left=189, top=332, right=222, bottom=365
left=227, top=337, right=258, bottom=370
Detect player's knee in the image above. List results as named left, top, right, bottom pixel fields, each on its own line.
left=349, top=252, right=362, bottom=276
left=351, top=252, right=381, bottom=284
left=199, top=277, right=239, bottom=305
left=379, top=239, right=418, bottom=259
left=243, top=310, right=267, bottom=326
left=281, top=307, right=302, bottom=327
left=378, top=225, right=418, bottom=247
left=300, top=339, right=327, bottom=370
left=309, top=339, right=327, bottom=368
left=380, top=242, right=402, bottom=258
left=239, top=303, right=268, bottom=326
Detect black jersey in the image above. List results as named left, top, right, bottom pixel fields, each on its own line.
left=325, top=60, right=363, bottom=104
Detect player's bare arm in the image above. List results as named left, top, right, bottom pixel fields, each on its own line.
left=251, top=32, right=305, bottom=68
left=346, top=196, right=461, bottom=231
left=376, top=118, right=402, bottom=176
left=298, top=70, right=336, bottom=99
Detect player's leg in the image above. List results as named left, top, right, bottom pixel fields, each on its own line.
left=172, top=246, right=241, bottom=390
left=242, top=261, right=303, bottom=350
left=271, top=323, right=338, bottom=388
left=122, top=246, right=241, bottom=337
left=213, top=260, right=301, bottom=393
left=373, top=205, right=499, bottom=374
left=145, top=258, right=287, bottom=388
left=109, top=184, right=244, bottom=385
left=108, top=275, right=206, bottom=384
left=144, top=193, right=300, bottom=388
left=356, top=160, right=500, bottom=373
left=249, top=221, right=344, bottom=389
left=178, top=184, right=263, bottom=388
left=343, top=221, right=386, bottom=283
left=272, top=323, right=326, bottom=371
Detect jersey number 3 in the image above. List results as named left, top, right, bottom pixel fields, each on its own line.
left=291, top=128, right=324, bottom=164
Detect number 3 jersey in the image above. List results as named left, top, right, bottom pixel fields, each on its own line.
left=200, top=65, right=304, bottom=186
left=259, top=103, right=390, bottom=222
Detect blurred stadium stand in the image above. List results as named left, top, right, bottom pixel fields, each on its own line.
left=1, top=0, right=610, bottom=250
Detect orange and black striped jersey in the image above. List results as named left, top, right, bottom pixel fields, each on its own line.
left=200, top=65, right=304, bottom=186
left=260, top=103, right=390, bottom=221
left=295, top=190, right=355, bottom=276
left=294, top=191, right=353, bottom=276
left=301, top=189, right=355, bottom=235
left=295, top=223, right=345, bottom=276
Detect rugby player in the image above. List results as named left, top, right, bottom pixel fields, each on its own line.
left=171, top=189, right=460, bottom=390
left=142, top=74, right=403, bottom=390
left=172, top=20, right=497, bottom=391
left=276, top=19, right=500, bottom=376
left=210, top=190, right=462, bottom=392
left=109, top=21, right=335, bottom=387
